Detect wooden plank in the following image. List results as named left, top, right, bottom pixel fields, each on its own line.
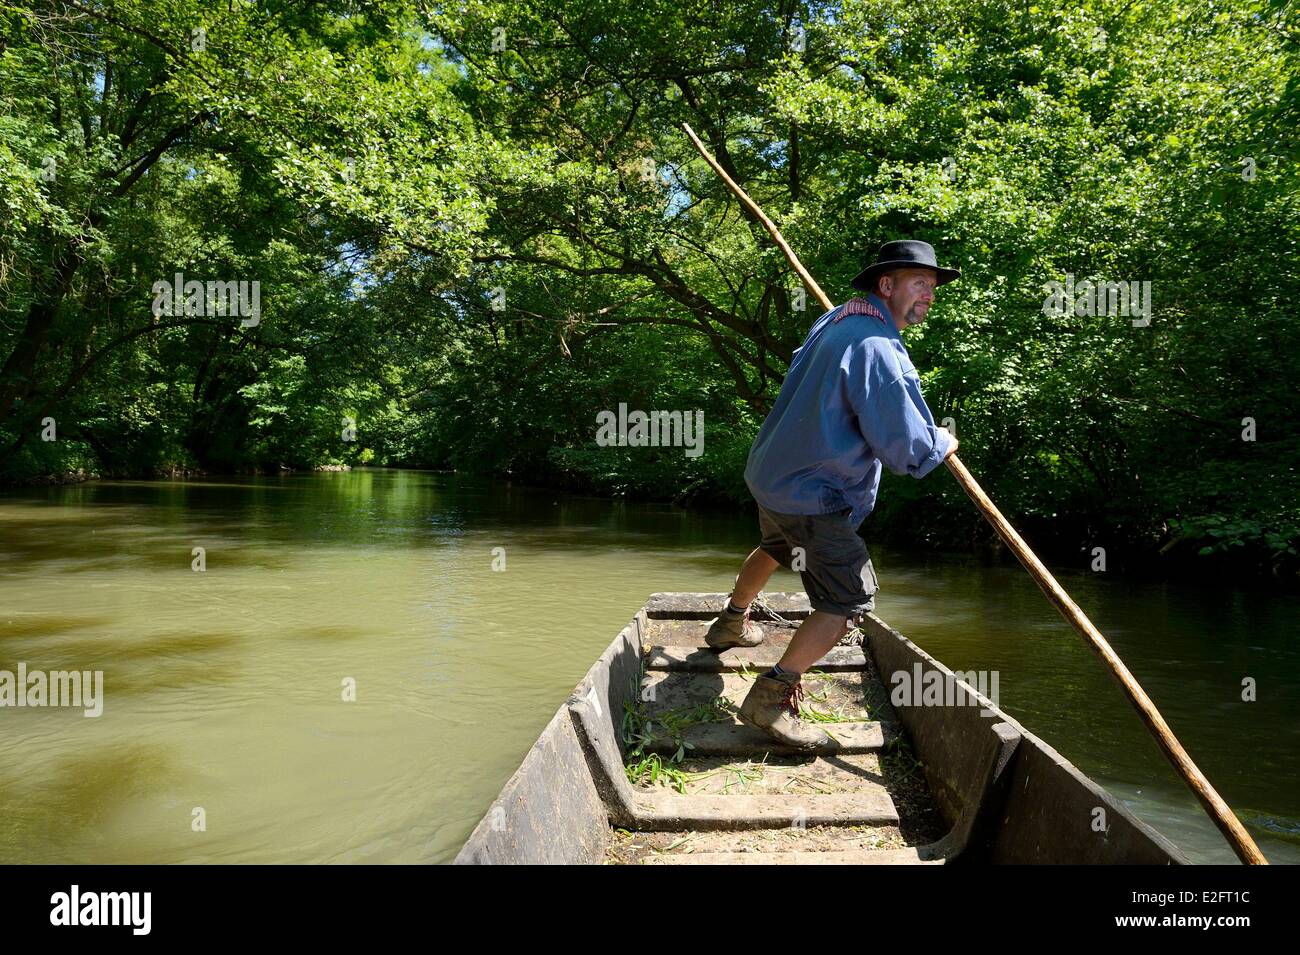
left=642, top=618, right=798, bottom=648
left=643, top=719, right=884, bottom=757
left=643, top=847, right=941, bottom=865
left=631, top=790, right=899, bottom=829
left=644, top=592, right=811, bottom=619
left=646, top=645, right=866, bottom=672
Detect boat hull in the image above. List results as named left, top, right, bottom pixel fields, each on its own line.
left=455, top=593, right=1188, bottom=865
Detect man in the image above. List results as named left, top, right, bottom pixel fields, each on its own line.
left=704, top=239, right=961, bottom=749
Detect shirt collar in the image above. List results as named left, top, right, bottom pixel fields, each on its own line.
left=866, top=292, right=898, bottom=334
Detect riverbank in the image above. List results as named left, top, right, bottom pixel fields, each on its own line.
left=2, top=463, right=354, bottom=486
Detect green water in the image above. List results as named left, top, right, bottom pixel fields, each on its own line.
left=0, top=469, right=1295, bottom=864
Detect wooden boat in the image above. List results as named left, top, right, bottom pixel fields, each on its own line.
left=455, top=593, right=1189, bottom=864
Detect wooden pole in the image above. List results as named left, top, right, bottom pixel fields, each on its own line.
left=681, top=121, right=1268, bottom=865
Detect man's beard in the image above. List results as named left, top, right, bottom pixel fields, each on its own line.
left=903, top=304, right=926, bottom=326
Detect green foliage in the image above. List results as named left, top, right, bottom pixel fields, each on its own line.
left=1, top=0, right=1297, bottom=577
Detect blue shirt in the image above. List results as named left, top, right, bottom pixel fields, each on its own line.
left=744, top=292, right=955, bottom=526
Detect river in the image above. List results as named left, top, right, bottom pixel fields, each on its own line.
left=1, top=469, right=1295, bottom=864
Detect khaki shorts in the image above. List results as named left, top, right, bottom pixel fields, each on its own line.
left=756, top=503, right=878, bottom=619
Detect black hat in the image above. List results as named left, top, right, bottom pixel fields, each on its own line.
left=849, top=240, right=960, bottom=292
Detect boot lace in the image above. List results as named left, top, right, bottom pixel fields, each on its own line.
left=782, top=680, right=806, bottom=718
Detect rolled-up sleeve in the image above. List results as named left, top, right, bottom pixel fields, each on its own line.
left=850, top=362, right=954, bottom=479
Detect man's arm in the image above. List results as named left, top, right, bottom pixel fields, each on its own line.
left=848, top=351, right=956, bottom=478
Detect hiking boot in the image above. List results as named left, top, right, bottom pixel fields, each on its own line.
left=703, top=604, right=764, bottom=649
left=737, top=670, right=832, bottom=750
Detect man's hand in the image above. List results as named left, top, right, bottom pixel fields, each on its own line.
left=943, top=433, right=959, bottom=460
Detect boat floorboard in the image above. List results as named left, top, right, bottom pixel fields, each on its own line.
left=607, top=825, right=926, bottom=864
left=642, top=847, right=941, bottom=865
left=642, top=721, right=886, bottom=756
left=643, top=617, right=802, bottom=647
left=646, top=645, right=868, bottom=672
left=607, top=607, right=947, bottom=865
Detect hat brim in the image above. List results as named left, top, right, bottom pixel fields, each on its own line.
left=850, top=261, right=961, bottom=292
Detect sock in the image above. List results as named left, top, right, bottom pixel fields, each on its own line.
left=766, top=663, right=792, bottom=679
left=725, top=599, right=747, bottom=615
